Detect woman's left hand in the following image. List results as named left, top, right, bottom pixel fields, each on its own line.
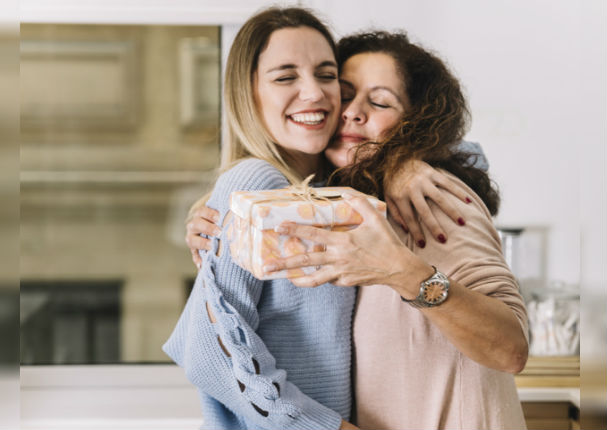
left=384, top=159, right=470, bottom=247
left=264, top=193, right=419, bottom=289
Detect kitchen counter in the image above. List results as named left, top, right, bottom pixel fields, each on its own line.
left=518, top=387, right=580, bottom=408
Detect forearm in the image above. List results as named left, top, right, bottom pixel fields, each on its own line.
left=387, top=253, right=528, bottom=374
left=424, top=281, right=527, bottom=373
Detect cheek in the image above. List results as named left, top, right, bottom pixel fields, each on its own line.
left=374, top=112, right=402, bottom=140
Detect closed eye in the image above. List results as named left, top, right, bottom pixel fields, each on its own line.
left=317, top=73, right=337, bottom=81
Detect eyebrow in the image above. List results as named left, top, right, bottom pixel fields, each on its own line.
left=339, top=79, right=405, bottom=105
left=266, top=60, right=337, bottom=74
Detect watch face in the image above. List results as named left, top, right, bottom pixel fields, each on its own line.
left=423, top=281, right=446, bottom=304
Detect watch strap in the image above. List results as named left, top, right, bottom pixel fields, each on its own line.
left=401, top=266, right=450, bottom=308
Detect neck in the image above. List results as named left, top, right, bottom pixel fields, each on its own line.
left=281, top=150, right=322, bottom=181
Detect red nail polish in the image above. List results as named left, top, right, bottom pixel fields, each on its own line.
left=458, top=217, right=465, bottom=226
left=438, top=234, right=446, bottom=243
left=417, top=240, right=426, bottom=248
left=465, top=197, right=472, bottom=203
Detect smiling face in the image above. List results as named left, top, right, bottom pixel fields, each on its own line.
left=254, top=27, right=341, bottom=170
left=325, top=52, right=410, bottom=168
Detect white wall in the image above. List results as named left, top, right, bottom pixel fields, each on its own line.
left=305, top=0, right=605, bottom=285
left=22, top=0, right=601, bottom=287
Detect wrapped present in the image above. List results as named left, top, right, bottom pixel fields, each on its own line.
left=227, top=184, right=386, bottom=280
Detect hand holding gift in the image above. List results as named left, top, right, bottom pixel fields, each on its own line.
left=228, top=183, right=386, bottom=280
left=265, top=193, right=424, bottom=289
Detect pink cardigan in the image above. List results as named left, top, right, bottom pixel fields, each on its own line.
left=353, top=173, right=528, bottom=430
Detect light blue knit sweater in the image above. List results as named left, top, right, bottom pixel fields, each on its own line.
left=163, top=159, right=356, bottom=430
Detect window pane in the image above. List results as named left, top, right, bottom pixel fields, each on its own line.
left=20, top=24, right=221, bottom=364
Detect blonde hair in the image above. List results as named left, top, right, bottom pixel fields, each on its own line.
left=188, top=7, right=336, bottom=218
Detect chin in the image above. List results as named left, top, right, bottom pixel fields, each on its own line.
left=325, top=148, right=350, bottom=168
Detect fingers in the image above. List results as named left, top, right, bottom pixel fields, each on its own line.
left=263, top=252, right=329, bottom=274
left=274, top=222, right=342, bottom=245
left=341, top=193, right=384, bottom=223
left=192, top=206, right=220, bottom=223
left=289, top=266, right=360, bottom=288
left=423, top=184, right=466, bottom=227
left=391, top=196, right=426, bottom=248
left=187, top=217, right=222, bottom=238
left=190, top=248, right=203, bottom=270
left=185, top=232, right=213, bottom=252
left=289, top=267, right=339, bottom=288
left=433, top=173, right=471, bottom=204
left=409, top=191, right=447, bottom=244
left=385, top=198, right=409, bottom=233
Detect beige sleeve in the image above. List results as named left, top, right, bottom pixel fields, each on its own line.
left=411, top=174, right=530, bottom=343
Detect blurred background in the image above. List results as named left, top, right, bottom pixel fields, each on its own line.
left=8, top=0, right=605, bottom=429
left=20, top=23, right=221, bottom=366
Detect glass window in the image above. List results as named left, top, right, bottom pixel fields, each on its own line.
left=20, top=24, right=221, bottom=364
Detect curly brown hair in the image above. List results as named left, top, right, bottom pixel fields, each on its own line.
left=330, top=31, right=500, bottom=215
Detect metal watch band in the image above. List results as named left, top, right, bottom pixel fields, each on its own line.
left=401, top=266, right=450, bottom=308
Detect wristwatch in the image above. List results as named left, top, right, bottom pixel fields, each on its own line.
left=401, top=266, right=450, bottom=308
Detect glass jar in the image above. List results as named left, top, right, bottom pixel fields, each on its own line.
left=527, top=283, right=580, bottom=356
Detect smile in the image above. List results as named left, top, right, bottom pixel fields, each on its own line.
left=288, top=111, right=326, bottom=125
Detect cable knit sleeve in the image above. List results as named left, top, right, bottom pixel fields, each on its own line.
left=163, top=159, right=343, bottom=430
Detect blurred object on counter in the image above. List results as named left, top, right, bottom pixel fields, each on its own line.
left=497, top=226, right=550, bottom=302
left=527, top=282, right=580, bottom=356
left=497, top=227, right=524, bottom=278
left=497, top=226, right=548, bottom=280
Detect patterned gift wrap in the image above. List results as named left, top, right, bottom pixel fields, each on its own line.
left=227, top=186, right=386, bottom=280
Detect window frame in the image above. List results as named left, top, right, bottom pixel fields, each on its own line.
left=19, top=0, right=273, bottom=424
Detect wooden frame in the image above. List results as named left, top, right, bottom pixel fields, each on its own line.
left=20, top=40, right=139, bottom=131
left=178, top=37, right=220, bottom=129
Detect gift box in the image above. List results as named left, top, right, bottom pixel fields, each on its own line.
left=227, top=186, right=386, bottom=280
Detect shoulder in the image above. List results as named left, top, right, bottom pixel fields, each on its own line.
left=421, top=170, right=502, bottom=257
left=438, top=170, right=493, bottom=222
left=216, top=158, right=290, bottom=194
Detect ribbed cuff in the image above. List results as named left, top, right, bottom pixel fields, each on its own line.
left=288, top=396, right=343, bottom=430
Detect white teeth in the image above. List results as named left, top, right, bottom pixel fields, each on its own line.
left=290, top=112, right=325, bottom=124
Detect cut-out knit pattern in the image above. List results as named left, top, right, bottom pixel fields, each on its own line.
left=163, top=159, right=355, bottom=430
left=199, top=263, right=299, bottom=417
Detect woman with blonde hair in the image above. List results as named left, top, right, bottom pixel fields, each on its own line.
left=186, top=29, right=529, bottom=430
left=164, top=7, right=359, bottom=430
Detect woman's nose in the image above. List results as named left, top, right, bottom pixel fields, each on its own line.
left=342, top=100, right=366, bottom=124
left=299, top=78, right=324, bottom=102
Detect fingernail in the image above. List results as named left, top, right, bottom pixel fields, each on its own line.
left=438, top=234, right=446, bottom=243
left=458, top=217, right=466, bottom=226
left=196, top=262, right=202, bottom=270
left=417, top=240, right=426, bottom=248
left=212, top=213, right=220, bottom=222
left=465, top=197, right=472, bottom=204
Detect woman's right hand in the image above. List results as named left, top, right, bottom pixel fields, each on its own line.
left=185, top=205, right=221, bottom=269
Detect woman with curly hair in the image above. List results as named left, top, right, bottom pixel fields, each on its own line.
left=265, top=31, right=529, bottom=429
left=184, top=27, right=529, bottom=428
